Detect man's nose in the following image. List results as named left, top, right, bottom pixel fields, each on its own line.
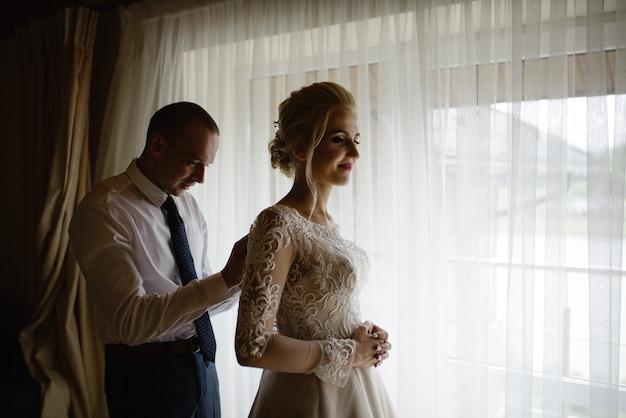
left=192, top=166, right=205, bottom=184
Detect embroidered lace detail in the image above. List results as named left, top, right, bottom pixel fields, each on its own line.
left=236, top=205, right=369, bottom=386
left=313, top=338, right=355, bottom=387
left=236, top=209, right=289, bottom=359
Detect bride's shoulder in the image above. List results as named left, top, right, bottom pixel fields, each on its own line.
left=253, top=204, right=298, bottom=227
left=260, top=204, right=302, bottom=219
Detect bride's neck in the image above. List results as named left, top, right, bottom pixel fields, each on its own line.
left=279, top=183, right=333, bottom=226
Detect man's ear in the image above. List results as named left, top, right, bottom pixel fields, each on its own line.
left=147, top=132, right=166, bottom=157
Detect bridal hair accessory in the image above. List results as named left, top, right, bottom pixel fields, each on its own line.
left=271, top=145, right=281, bottom=160
left=271, top=120, right=282, bottom=159
left=272, top=121, right=283, bottom=143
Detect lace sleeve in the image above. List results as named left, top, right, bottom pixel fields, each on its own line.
left=312, top=337, right=355, bottom=387
left=235, top=209, right=290, bottom=360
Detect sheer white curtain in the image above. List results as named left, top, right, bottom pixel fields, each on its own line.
left=95, top=0, right=625, bottom=416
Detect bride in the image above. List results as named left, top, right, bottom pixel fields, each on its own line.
left=235, top=81, right=397, bottom=418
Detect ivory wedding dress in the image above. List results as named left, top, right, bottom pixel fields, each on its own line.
left=236, top=204, right=396, bottom=418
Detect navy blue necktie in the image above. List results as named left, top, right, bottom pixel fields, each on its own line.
left=162, top=195, right=216, bottom=364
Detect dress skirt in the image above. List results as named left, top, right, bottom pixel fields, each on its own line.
left=248, top=366, right=396, bottom=418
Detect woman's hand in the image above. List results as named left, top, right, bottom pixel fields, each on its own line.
left=351, top=320, right=392, bottom=368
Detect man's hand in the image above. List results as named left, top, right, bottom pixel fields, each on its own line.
left=221, top=234, right=248, bottom=288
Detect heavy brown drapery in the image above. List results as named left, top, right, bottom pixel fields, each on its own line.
left=17, top=7, right=108, bottom=418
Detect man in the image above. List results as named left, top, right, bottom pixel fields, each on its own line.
left=69, top=102, right=247, bottom=418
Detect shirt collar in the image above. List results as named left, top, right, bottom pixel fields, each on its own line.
left=126, top=159, right=169, bottom=208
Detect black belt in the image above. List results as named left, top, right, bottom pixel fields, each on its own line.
left=105, top=336, right=200, bottom=359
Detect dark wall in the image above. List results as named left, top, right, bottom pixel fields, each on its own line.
left=0, top=35, right=27, bottom=335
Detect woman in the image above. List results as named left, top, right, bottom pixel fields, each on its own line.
left=235, top=81, right=397, bottom=417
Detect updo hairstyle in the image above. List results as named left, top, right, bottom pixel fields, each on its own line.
left=269, top=81, right=356, bottom=177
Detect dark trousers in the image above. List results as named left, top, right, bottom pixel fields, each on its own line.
left=105, top=351, right=220, bottom=418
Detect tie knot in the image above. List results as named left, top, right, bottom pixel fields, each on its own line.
left=162, top=195, right=177, bottom=213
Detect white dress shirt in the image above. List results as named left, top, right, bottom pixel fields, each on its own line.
left=69, top=159, right=239, bottom=345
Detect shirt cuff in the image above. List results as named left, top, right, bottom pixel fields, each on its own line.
left=199, top=273, right=242, bottom=315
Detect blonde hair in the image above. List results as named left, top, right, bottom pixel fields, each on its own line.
left=269, top=82, right=356, bottom=213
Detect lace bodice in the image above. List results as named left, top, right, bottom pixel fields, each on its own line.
left=236, top=204, right=370, bottom=386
